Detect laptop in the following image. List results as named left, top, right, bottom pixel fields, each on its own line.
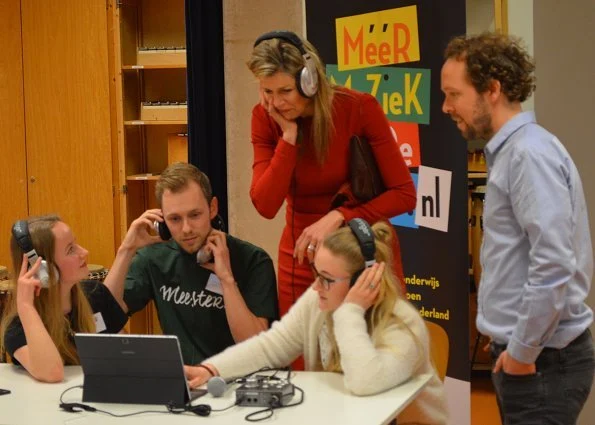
left=75, top=333, right=206, bottom=407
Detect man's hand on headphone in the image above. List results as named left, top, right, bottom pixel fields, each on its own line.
left=121, top=209, right=162, bottom=251
left=199, top=230, right=235, bottom=288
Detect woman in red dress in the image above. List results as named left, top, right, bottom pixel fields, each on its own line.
left=248, top=31, right=416, bottom=319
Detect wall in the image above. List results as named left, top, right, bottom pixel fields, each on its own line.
left=507, top=0, right=534, bottom=111
left=466, top=0, right=496, bottom=34
left=533, top=2, right=595, bottom=423
left=222, top=0, right=303, bottom=267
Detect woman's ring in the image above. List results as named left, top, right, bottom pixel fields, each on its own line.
left=307, top=244, right=316, bottom=251
left=369, top=283, right=376, bottom=289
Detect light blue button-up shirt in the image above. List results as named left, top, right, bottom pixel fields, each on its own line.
left=477, top=111, right=593, bottom=364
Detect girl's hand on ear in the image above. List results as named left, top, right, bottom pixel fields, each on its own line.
left=16, top=255, right=43, bottom=309
left=343, top=262, right=385, bottom=310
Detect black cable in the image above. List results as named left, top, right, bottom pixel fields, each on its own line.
left=290, top=168, right=297, bottom=306
left=59, top=384, right=238, bottom=417
left=167, top=400, right=239, bottom=415
left=59, top=385, right=172, bottom=417
left=244, top=385, right=305, bottom=422
left=58, top=366, right=299, bottom=421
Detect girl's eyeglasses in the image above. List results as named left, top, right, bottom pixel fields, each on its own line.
left=310, top=263, right=350, bottom=290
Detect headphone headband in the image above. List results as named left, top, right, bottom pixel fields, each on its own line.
left=253, top=30, right=319, bottom=98
left=12, top=220, right=35, bottom=254
left=348, top=218, right=376, bottom=267
left=347, top=218, right=376, bottom=287
left=253, top=30, right=306, bottom=54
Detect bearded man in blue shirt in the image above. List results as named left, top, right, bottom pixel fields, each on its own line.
left=441, top=32, right=594, bottom=425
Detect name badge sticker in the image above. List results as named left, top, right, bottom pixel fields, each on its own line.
left=94, top=312, right=107, bottom=333
left=205, top=273, right=223, bottom=295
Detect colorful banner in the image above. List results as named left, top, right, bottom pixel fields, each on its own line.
left=336, top=6, right=420, bottom=70
left=327, top=65, right=430, bottom=124
left=306, top=2, right=469, bottom=424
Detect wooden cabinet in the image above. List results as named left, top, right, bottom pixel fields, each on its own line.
left=0, top=0, right=28, bottom=271
left=112, top=0, right=188, bottom=233
left=0, top=0, right=116, bottom=269
left=111, top=0, right=188, bottom=334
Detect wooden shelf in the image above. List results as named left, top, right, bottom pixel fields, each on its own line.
left=127, top=173, right=160, bottom=181
left=122, top=64, right=187, bottom=70
left=116, top=0, right=187, bottom=336
left=140, top=104, right=187, bottom=121
left=137, top=49, right=186, bottom=67
left=124, top=120, right=187, bottom=126
left=468, top=172, right=487, bottom=179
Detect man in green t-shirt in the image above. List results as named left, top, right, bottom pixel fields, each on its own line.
left=104, top=163, right=278, bottom=365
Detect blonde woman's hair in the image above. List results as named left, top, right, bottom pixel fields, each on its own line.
left=0, top=215, right=95, bottom=365
left=248, top=34, right=351, bottom=164
left=320, top=221, right=421, bottom=373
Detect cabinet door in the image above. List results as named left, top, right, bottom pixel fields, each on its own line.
left=0, top=0, right=28, bottom=268
left=21, top=0, right=115, bottom=266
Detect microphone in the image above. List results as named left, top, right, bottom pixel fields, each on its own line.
left=207, top=376, right=237, bottom=397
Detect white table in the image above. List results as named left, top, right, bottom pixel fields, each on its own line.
left=0, top=365, right=430, bottom=424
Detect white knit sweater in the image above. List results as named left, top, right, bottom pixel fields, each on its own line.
left=206, top=288, right=448, bottom=425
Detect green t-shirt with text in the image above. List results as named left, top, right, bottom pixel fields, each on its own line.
left=124, top=234, right=278, bottom=364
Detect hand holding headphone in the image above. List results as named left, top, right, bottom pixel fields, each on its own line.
left=343, top=218, right=383, bottom=309
left=15, top=256, right=47, bottom=306
left=123, top=209, right=163, bottom=252
left=343, top=262, right=385, bottom=310
left=197, top=230, right=235, bottom=284
left=12, top=220, right=53, bottom=288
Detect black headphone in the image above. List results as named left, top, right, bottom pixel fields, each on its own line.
left=11, top=220, right=54, bottom=286
left=12, top=220, right=37, bottom=256
left=347, top=218, right=376, bottom=286
left=253, top=30, right=319, bottom=98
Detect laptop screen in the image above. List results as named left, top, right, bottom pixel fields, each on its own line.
left=74, top=333, right=194, bottom=406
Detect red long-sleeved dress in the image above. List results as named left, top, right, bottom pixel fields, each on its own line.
left=250, top=87, right=416, bottom=317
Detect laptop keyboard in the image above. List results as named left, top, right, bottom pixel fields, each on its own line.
left=189, top=388, right=207, bottom=401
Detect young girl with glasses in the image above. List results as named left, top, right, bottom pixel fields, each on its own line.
left=185, top=220, right=447, bottom=425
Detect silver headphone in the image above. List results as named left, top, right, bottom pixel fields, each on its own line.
left=253, top=30, right=319, bottom=98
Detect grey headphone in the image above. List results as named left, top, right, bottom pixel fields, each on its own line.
left=253, top=30, right=319, bottom=98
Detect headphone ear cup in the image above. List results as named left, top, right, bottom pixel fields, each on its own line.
left=297, top=65, right=318, bottom=98
left=350, top=270, right=362, bottom=287
left=211, top=215, right=226, bottom=232
left=158, top=221, right=172, bottom=241
left=295, top=70, right=307, bottom=97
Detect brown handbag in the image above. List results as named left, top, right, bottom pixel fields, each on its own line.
left=330, top=135, right=386, bottom=209
left=350, top=135, right=385, bottom=200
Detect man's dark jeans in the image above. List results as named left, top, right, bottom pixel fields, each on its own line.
left=490, top=330, right=595, bottom=425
